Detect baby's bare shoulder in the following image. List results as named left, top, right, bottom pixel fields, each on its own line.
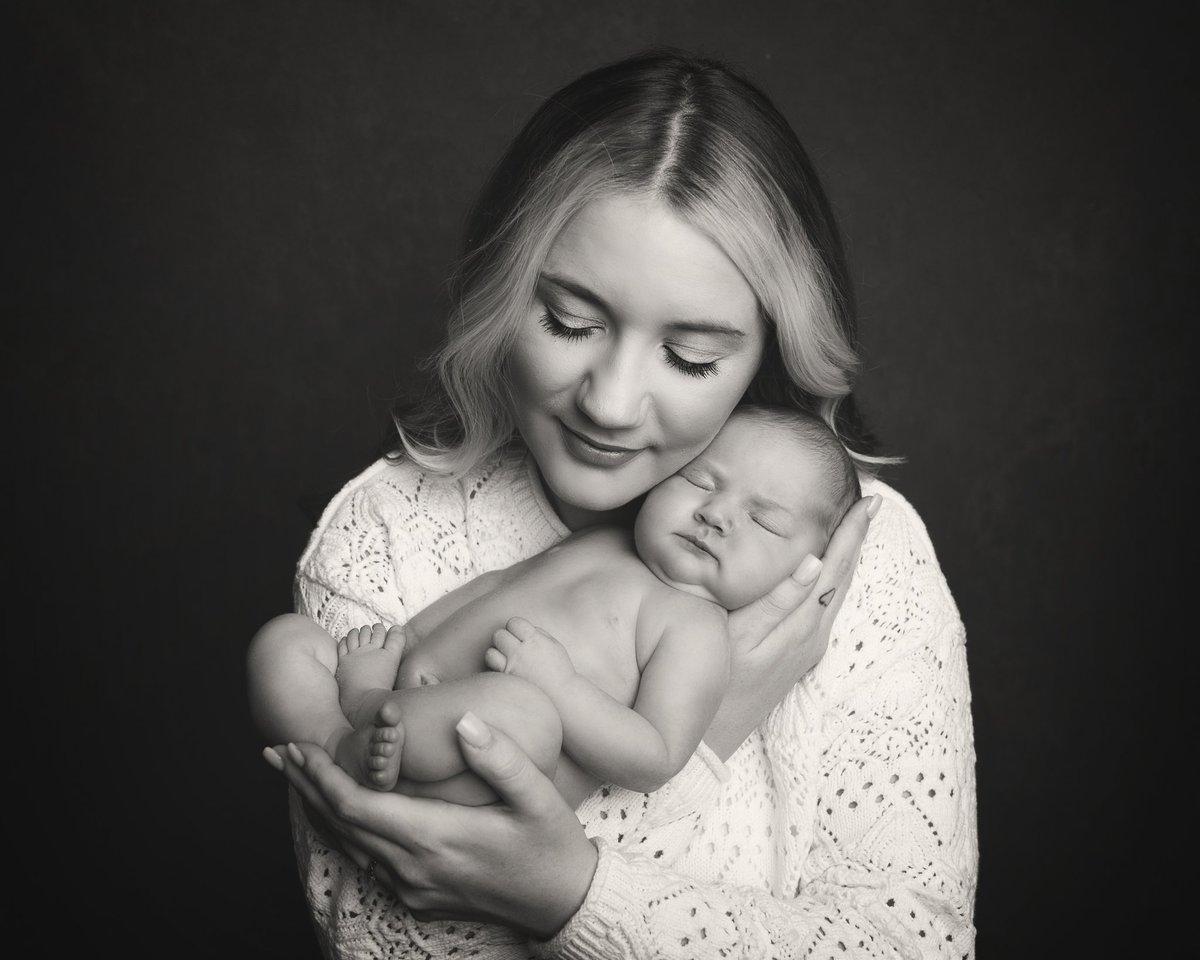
left=640, top=581, right=728, bottom=641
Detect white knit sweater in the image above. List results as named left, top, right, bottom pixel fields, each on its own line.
left=290, top=445, right=978, bottom=959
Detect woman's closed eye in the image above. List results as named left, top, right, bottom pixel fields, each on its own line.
left=539, top=303, right=723, bottom=380
left=539, top=304, right=599, bottom=341
left=663, top=346, right=719, bottom=378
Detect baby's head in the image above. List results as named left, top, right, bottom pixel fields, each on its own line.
left=633, top=405, right=862, bottom=609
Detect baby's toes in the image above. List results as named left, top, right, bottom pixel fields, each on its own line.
left=369, top=738, right=396, bottom=758
left=376, top=699, right=403, bottom=728
left=337, top=634, right=350, bottom=657
left=384, top=624, right=407, bottom=653
left=369, top=623, right=387, bottom=646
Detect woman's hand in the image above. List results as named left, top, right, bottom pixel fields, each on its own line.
left=264, top=712, right=598, bottom=940
left=704, top=494, right=880, bottom=760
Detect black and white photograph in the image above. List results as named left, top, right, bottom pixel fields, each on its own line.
left=14, top=2, right=1189, bottom=956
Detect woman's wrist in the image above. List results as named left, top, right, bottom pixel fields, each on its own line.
left=527, top=835, right=600, bottom=940
left=529, top=837, right=601, bottom=942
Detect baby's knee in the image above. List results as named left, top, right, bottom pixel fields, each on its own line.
left=249, top=613, right=337, bottom=672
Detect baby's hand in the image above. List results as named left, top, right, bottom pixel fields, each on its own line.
left=485, top=617, right=575, bottom=691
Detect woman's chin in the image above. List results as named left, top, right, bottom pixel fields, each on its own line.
left=541, top=465, right=649, bottom=517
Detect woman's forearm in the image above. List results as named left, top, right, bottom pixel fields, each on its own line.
left=536, top=839, right=973, bottom=960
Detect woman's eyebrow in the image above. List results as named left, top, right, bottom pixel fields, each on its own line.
left=665, top=319, right=746, bottom=339
left=540, top=273, right=607, bottom=311
left=540, top=272, right=745, bottom=338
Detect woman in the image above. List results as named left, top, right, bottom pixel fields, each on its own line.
left=267, top=49, right=978, bottom=958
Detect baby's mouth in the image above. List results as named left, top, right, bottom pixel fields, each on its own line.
left=677, top=532, right=717, bottom=560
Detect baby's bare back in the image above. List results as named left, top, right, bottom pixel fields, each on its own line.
left=400, top=527, right=667, bottom=707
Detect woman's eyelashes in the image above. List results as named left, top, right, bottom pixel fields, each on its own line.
left=538, top=303, right=722, bottom=379
left=538, top=306, right=595, bottom=341
left=663, top=349, right=719, bottom=378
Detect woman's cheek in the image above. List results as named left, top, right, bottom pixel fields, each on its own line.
left=665, top=390, right=741, bottom=455
left=509, top=333, right=574, bottom=406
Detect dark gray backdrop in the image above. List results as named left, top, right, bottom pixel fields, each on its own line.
left=14, top=1, right=1191, bottom=956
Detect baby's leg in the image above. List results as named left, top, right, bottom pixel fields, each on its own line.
left=329, top=623, right=407, bottom=789
left=354, top=672, right=564, bottom=804
left=335, top=622, right=407, bottom=722
left=247, top=613, right=348, bottom=753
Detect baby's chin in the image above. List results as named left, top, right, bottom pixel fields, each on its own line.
left=642, top=558, right=724, bottom=606
left=670, top=578, right=725, bottom=607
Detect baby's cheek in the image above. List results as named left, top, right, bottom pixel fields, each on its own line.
left=728, top=546, right=788, bottom=607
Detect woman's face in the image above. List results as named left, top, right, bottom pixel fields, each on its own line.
left=507, top=193, right=767, bottom=530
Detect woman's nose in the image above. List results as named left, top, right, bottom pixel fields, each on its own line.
left=575, top=346, right=649, bottom=430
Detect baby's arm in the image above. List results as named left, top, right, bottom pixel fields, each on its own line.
left=488, top=600, right=729, bottom=793
left=404, top=568, right=506, bottom=649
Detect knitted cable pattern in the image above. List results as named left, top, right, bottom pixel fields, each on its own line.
left=288, top=448, right=977, bottom=959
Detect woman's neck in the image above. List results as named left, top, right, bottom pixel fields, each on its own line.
left=537, top=470, right=642, bottom=532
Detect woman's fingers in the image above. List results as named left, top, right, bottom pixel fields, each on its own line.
left=455, top=712, right=564, bottom=819
left=736, top=553, right=823, bottom=632
left=263, top=745, right=285, bottom=770
left=272, top=741, right=416, bottom=872
left=728, top=494, right=877, bottom=662
left=817, top=494, right=877, bottom=595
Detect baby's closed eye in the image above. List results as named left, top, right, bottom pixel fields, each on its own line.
left=681, top=469, right=714, bottom=490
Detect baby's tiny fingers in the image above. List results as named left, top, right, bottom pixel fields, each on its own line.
left=484, top=647, right=508, bottom=672
left=492, top=628, right=521, bottom=653
left=505, top=616, right=543, bottom=641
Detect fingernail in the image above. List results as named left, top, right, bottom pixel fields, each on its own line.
left=796, top=555, right=822, bottom=585
left=456, top=711, right=492, bottom=748
left=262, top=747, right=284, bottom=771
left=286, top=742, right=305, bottom=766
left=866, top=494, right=882, bottom=519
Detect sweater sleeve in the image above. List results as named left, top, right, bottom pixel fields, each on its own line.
left=290, top=457, right=483, bottom=633
left=533, top=489, right=978, bottom=960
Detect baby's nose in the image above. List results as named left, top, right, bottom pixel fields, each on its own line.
left=695, top=504, right=730, bottom=534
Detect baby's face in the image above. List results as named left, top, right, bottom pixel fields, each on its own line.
left=633, top=416, right=833, bottom=608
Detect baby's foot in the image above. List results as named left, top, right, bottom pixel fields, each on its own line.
left=335, top=623, right=405, bottom=721
left=332, top=699, right=404, bottom=791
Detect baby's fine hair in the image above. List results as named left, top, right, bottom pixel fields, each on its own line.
left=731, top=404, right=862, bottom=540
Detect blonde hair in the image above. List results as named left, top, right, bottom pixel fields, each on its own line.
left=395, top=49, right=894, bottom=477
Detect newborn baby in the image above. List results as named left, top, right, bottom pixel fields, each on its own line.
left=325, top=405, right=861, bottom=806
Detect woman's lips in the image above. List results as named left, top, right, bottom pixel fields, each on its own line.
left=559, top=422, right=645, bottom=467
left=676, top=532, right=717, bottom=560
